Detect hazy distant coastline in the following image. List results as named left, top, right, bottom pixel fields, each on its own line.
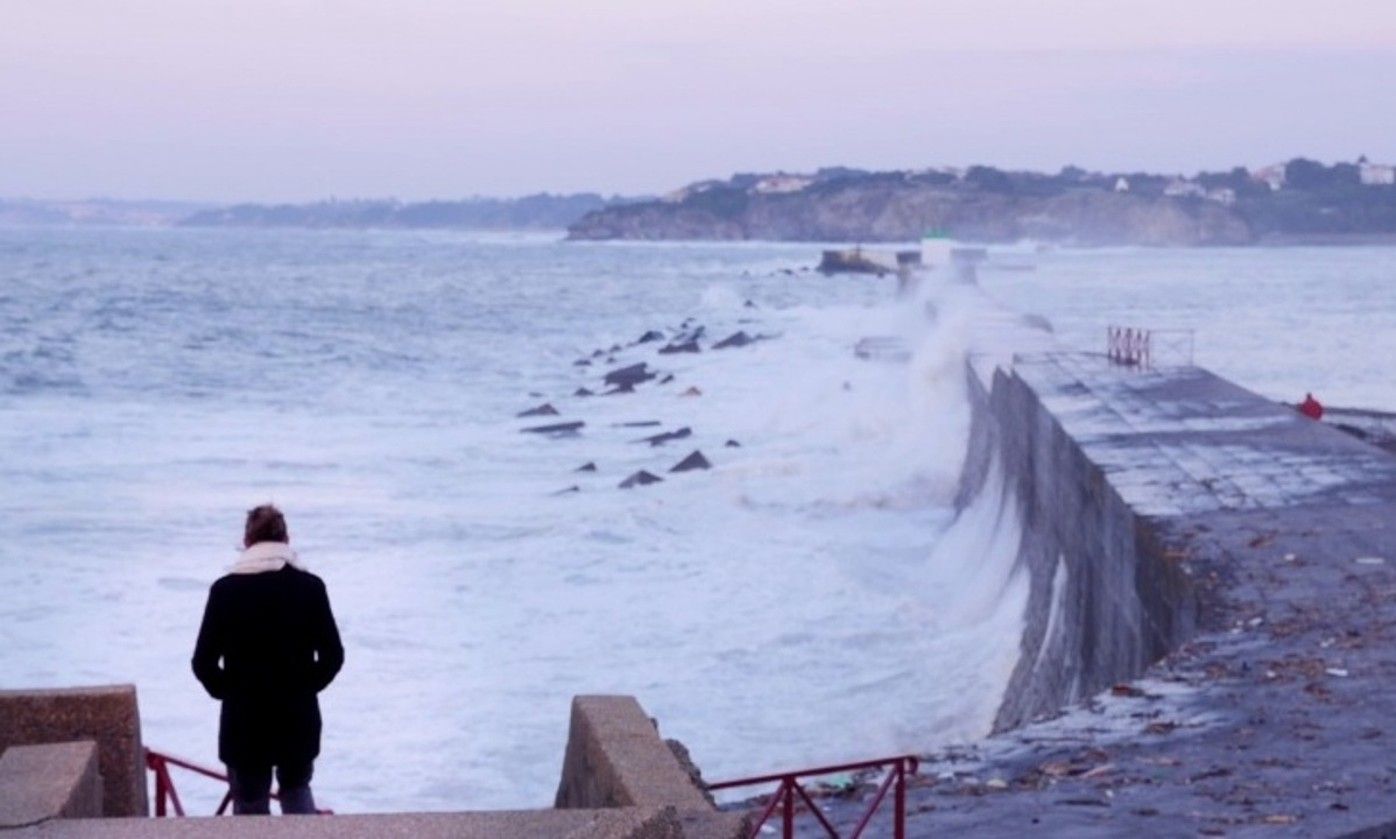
left=0, top=194, right=637, bottom=232
left=8, top=158, right=1396, bottom=246
left=569, top=159, right=1396, bottom=247
left=180, top=194, right=635, bottom=231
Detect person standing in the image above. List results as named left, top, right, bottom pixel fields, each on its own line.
left=192, top=505, right=344, bottom=815
left=1299, top=392, right=1325, bottom=421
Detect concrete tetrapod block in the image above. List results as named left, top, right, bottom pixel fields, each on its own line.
left=0, top=741, right=103, bottom=828
left=0, top=686, right=147, bottom=817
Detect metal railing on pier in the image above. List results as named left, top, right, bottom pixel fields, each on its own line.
left=1107, top=326, right=1195, bottom=368
left=145, top=748, right=332, bottom=817
left=708, top=754, right=919, bottom=839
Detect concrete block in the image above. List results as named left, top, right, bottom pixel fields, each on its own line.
left=555, top=696, right=712, bottom=811
left=0, top=740, right=103, bottom=827
left=0, top=685, right=147, bottom=817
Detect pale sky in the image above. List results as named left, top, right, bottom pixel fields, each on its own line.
left=3, top=0, right=1395, bottom=202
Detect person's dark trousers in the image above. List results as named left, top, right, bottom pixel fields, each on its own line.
left=228, top=762, right=316, bottom=815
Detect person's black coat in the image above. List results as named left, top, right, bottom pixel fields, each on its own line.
left=192, top=564, right=344, bottom=767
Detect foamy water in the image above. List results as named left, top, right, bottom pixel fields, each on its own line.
left=3, top=230, right=1390, bottom=813
left=0, top=228, right=1026, bottom=812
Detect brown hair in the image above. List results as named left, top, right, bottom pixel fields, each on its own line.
left=244, top=504, right=289, bottom=546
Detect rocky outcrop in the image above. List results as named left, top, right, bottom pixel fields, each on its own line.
left=568, top=181, right=1255, bottom=246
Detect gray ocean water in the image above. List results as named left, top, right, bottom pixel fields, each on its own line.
left=2, top=227, right=1393, bottom=812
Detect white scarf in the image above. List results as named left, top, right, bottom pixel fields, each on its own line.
left=229, top=541, right=304, bottom=575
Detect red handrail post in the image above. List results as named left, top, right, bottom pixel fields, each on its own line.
left=783, top=778, right=794, bottom=839
left=163, top=762, right=185, bottom=817
left=893, top=760, right=906, bottom=839
left=151, top=754, right=166, bottom=818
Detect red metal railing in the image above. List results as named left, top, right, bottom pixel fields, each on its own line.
left=1107, top=325, right=1195, bottom=368
left=1107, top=325, right=1151, bottom=367
left=145, top=749, right=332, bottom=816
left=708, top=755, right=919, bottom=839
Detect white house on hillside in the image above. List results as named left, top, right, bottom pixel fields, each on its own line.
left=1114, top=177, right=1130, bottom=192
left=1163, top=179, right=1205, bottom=199
left=1360, top=162, right=1396, bottom=186
left=752, top=175, right=813, bottom=195
left=1206, top=188, right=1237, bottom=206
left=1251, top=163, right=1286, bottom=191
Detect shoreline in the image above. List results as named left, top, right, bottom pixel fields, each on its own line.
left=10, top=222, right=1396, bottom=249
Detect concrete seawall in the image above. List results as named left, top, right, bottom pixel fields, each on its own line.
left=819, top=349, right=1396, bottom=835
left=963, top=355, right=1200, bottom=732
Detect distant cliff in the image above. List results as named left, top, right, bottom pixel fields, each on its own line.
left=181, top=194, right=635, bottom=231
left=568, top=160, right=1396, bottom=246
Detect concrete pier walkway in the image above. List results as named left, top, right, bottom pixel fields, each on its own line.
left=815, top=352, right=1396, bottom=836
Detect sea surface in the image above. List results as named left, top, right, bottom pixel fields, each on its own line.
left=1, top=228, right=1392, bottom=813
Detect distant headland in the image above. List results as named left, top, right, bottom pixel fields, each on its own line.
left=567, top=158, right=1396, bottom=246
left=6, top=158, right=1396, bottom=246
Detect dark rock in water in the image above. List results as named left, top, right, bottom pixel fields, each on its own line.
left=575, top=462, right=598, bottom=472
left=592, top=349, right=606, bottom=358
left=602, top=384, right=635, bottom=396
left=724, top=439, right=742, bottom=448
left=521, top=421, right=584, bottom=435
left=680, top=386, right=703, bottom=397
left=636, top=427, right=692, bottom=446
left=606, top=357, right=616, bottom=364
left=551, top=485, right=581, bottom=496
left=670, top=450, right=711, bottom=472
left=517, top=402, right=559, bottom=418
left=614, top=420, right=662, bottom=428
left=574, top=359, right=592, bottom=366
left=529, top=391, right=544, bottom=398
left=659, top=339, right=700, bottom=354
left=604, top=362, right=655, bottom=388
left=744, top=299, right=757, bottom=308
left=574, top=387, right=595, bottom=397
left=618, top=470, right=663, bottom=489
left=637, top=330, right=665, bottom=344
left=659, top=374, right=675, bottom=384
left=609, top=344, right=622, bottom=353
left=713, top=331, right=755, bottom=349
